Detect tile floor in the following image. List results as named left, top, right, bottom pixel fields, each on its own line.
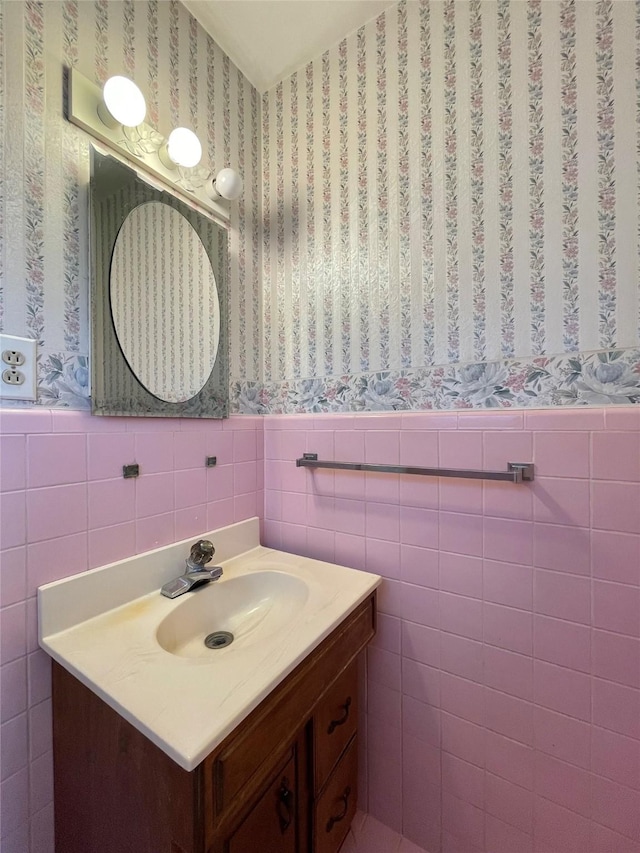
left=339, top=812, right=429, bottom=853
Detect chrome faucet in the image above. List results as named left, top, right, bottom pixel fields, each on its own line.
left=160, top=539, right=223, bottom=599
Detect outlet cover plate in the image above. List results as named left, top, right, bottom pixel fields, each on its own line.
left=0, top=334, right=37, bottom=401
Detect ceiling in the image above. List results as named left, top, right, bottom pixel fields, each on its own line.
left=182, top=0, right=396, bottom=93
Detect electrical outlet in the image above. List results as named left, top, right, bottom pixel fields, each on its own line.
left=0, top=334, right=37, bottom=400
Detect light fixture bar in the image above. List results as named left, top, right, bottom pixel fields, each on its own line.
left=67, top=68, right=229, bottom=222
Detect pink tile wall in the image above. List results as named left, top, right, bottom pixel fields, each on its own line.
left=263, top=408, right=640, bottom=853
left=0, top=409, right=263, bottom=852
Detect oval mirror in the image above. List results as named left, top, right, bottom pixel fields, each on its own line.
left=110, top=201, right=220, bottom=403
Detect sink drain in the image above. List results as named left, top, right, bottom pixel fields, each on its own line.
left=204, top=631, right=234, bottom=649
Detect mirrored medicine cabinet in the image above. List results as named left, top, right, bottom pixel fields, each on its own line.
left=90, top=149, right=229, bottom=418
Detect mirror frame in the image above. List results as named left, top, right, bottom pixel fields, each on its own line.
left=90, top=149, right=229, bottom=418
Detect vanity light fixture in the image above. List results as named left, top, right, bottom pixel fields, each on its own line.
left=206, top=168, right=243, bottom=201
left=67, top=67, right=237, bottom=219
left=97, top=75, right=147, bottom=129
left=159, top=127, right=203, bottom=169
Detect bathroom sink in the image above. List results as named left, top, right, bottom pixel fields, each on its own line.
left=38, top=518, right=380, bottom=770
left=156, top=570, right=309, bottom=657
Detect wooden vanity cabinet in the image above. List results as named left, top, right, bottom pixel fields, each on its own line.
left=52, top=593, right=376, bottom=853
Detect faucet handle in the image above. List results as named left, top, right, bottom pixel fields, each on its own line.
left=187, top=539, right=215, bottom=568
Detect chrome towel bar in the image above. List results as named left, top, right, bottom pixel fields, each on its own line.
left=296, top=454, right=534, bottom=483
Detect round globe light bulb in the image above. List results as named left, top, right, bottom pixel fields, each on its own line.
left=213, top=168, right=243, bottom=201
left=166, top=128, right=202, bottom=168
left=101, top=76, right=146, bottom=127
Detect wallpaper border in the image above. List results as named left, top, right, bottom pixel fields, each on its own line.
left=232, top=347, right=640, bottom=414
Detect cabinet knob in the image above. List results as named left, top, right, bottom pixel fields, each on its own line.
left=327, top=696, right=352, bottom=734
left=326, top=785, right=351, bottom=833
left=277, top=777, right=293, bottom=834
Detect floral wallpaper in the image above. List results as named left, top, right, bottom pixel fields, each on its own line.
left=248, top=0, right=640, bottom=413
left=0, top=0, right=261, bottom=410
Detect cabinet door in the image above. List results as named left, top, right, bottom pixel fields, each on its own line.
left=226, top=753, right=298, bottom=853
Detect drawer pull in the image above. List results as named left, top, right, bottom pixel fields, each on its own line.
left=326, top=786, right=351, bottom=833
left=327, top=697, right=352, bottom=734
left=277, top=778, right=293, bottom=833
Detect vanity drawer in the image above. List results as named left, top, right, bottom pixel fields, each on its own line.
left=314, top=661, right=358, bottom=792
left=314, top=736, right=358, bottom=853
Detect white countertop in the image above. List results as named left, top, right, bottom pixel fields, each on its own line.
left=38, top=519, right=380, bottom=771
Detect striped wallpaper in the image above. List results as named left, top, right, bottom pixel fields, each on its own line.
left=2, top=1, right=640, bottom=413
left=244, top=0, right=640, bottom=413
left=0, top=0, right=261, bottom=409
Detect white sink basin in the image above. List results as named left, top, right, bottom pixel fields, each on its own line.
left=38, top=518, right=380, bottom=771
left=156, top=570, right=309, bottom=657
